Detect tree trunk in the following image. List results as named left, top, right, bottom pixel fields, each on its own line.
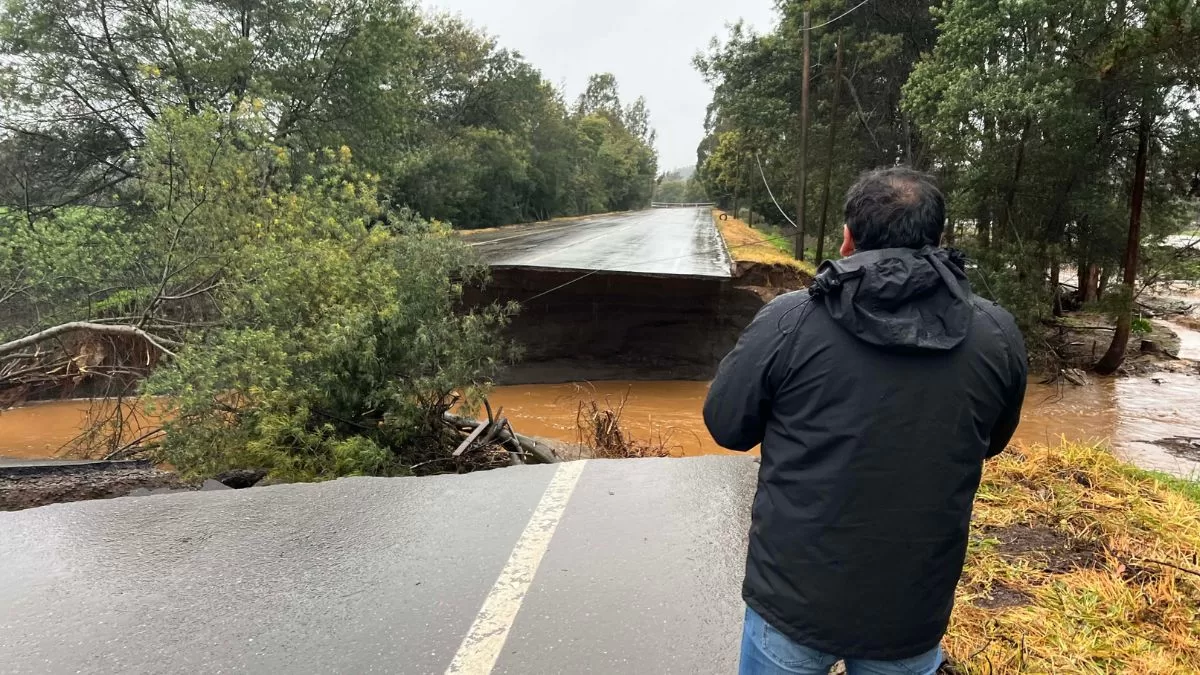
left=816, top=34, right=844, bottom=264
left=0, top=322, right=179, bottom=359
left=1050, top=254, right=1063, bottom=317
left=1081, top=263, right=1101, bottom=303
left=748, top=156, right=756, bottom=227
left=977, top=200, right=991, bottom=248
left=999, top=116, right=1032, bottom=243
left=1095, top=101, right=1151, bottom=375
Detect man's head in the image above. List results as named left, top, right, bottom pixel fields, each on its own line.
left=840, top=167, right=945, bottom=256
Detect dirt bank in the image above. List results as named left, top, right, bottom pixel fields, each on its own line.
left=0, top=461, right=185, bottom=511
left=470, top=262, right=812, bottom=385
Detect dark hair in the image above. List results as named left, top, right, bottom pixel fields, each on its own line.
left=843, top=167, right=945, bottom=251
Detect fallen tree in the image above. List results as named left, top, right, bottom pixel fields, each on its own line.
left=442, top=412, right=561, bottom=466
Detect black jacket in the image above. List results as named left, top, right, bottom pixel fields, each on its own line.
left=704, top=247, right=1026, bottom=660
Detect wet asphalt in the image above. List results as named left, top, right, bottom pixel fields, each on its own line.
left=464, top=209, right=733, bottom=278
left=0, top=456, right=757, bottom=674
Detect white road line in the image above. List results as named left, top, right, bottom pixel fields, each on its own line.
left=445, top=460, right=589, bottom=675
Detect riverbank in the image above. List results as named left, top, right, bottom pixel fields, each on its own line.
left=947, top=441, right=1200, bottom=673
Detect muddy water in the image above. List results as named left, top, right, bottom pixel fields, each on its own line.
left=0, top=400, right=160, bottom=461
left=486, top=380, right=1121, bottom=455
left=4, top=327, right=1200, bottom=477
left=487, top=376, right=1200, bottom=476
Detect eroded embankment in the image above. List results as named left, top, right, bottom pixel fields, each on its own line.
left=466, top=262, right=812, bottom=385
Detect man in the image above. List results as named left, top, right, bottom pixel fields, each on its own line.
left=704, top=168, right=1027, bottom=675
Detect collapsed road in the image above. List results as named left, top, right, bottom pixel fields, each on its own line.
left=462, top=209, right=784, bottom=383
left=0, top=456, right=755, bottom=674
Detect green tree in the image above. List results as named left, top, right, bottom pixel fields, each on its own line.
left=904, top=0, right=1200, bottom=368
left=695, top=0, right=938, bottom=246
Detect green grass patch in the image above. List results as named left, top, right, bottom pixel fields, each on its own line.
left=1120, top=465, right=1200, bottom=506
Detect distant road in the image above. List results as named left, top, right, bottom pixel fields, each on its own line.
left=464, top=208, right=732, bottom=278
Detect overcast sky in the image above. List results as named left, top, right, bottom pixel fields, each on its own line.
left=423, top=0, right=779, bottom=172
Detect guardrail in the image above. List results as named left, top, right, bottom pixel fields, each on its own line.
left=650, top=202, right=716, bottom=209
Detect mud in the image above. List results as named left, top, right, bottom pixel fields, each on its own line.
left=1152, top=436, right=1200, bottom=461
left=984, top=523, right=1105, bottom=574
left=731, top=261, right=813, bottom=299
left=973, top=582, right=1032, bottom=610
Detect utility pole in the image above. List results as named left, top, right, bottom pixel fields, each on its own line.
left=747, top=154, right=756, bottom=226
left=794, top=11, right=811, bottom=261
left=816, top=32, right=843, bottom=263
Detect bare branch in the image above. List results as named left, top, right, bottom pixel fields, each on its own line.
left=0, top=322, right=180, bottom=359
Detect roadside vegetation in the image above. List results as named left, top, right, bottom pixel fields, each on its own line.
left=697, top=0, right=1200, bottom=373
left=715, top=210, right=817, bottom=275
left=948, top=441, right=1200, bottom=673
left=0, top=0, right=659, bottom=479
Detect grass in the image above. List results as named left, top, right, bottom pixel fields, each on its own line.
left=946, top=441, right=1200, bottom=673
left=1120, top=466, right=1200, bottom=506
left=713, top=209, right=817, bottom=275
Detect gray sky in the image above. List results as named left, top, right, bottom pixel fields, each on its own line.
left=423, top=0, right=779, bottom=172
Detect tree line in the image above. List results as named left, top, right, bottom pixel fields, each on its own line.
left=0, top=1, right=657, bottom=227
left=697, top=0, right=1200, bottom=370
left=0, top=0, right=656, bottom=478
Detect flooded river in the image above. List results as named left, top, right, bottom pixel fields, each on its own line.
left=4, top=323, right=1200, bottom=477
left=4, top=376, right=1198, bottom=476
left=487, top=376, right=1200, bottom=476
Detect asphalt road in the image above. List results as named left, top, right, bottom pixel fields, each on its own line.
left=464, top=209, right=732, bottom=278
left=0, top=456, right=757, bottom=674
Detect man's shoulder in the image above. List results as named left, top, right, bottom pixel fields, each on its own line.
left=969, top=295, right=1025, bottom=350
left=764, top=290, right=816, bottom=312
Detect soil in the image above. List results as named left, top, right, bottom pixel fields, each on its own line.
left=974, top=582, right=1032, bottom=610
left=1, top=461, right=187, bottom=511
left=473, top=261, right=813, bottom=386
left=732, top=261, right=813, bottom=293
left=984, top=523, right=1105, bottom=574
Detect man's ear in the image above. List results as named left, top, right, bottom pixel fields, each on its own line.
left=840, top=225, right=855, bottom=258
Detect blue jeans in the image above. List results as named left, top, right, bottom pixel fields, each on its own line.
left=739, top=607, right=943, bottom=675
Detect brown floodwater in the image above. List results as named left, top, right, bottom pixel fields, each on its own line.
left=4, top=323, right=1200, bottom=477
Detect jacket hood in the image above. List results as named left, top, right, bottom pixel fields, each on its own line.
left=808, top=246, right=973, bottom=351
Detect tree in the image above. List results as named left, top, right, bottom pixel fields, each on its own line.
left=905, top=0, right=1200, bottom=367
left=0, top=0, right=423, bottom=209
left=695, top=0, right=938, bottom=247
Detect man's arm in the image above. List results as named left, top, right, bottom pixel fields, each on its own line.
left=703, top=296, right=800, bottom=452
left=987, top=316, right=1029, bottom=458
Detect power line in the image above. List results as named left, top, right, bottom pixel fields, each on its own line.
left=756, top=153, right=798, bottom=229
left=804, top=0, right=873, bottom=32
